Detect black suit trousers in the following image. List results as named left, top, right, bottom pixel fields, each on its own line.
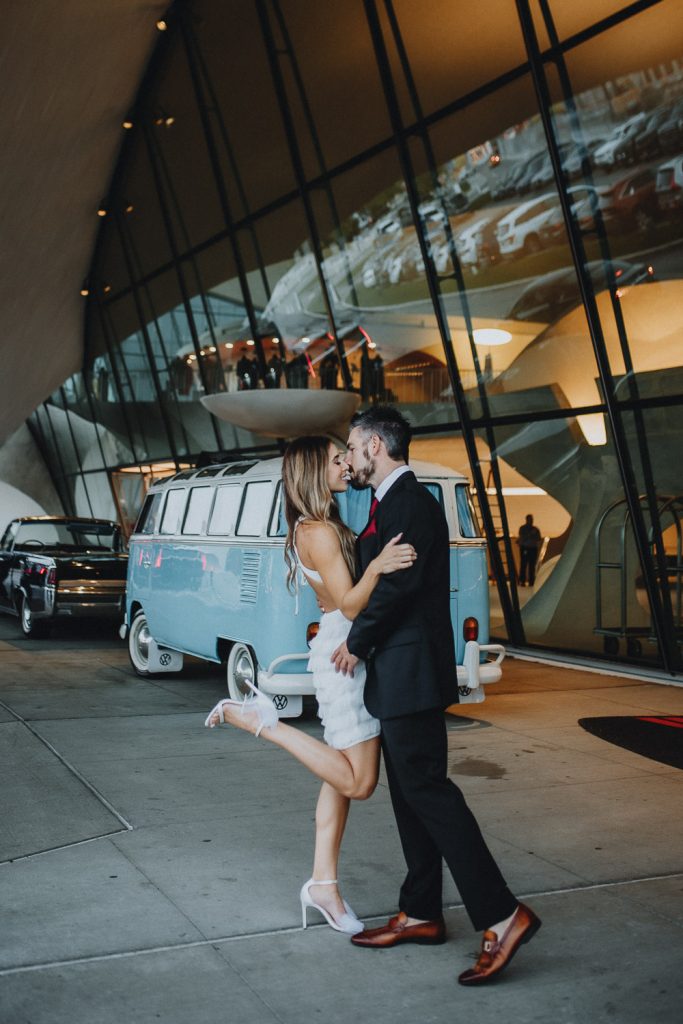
left=381, top=709, right=518, bottom=931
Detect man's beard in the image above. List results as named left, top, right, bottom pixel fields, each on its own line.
left=349, top=447, right=375, bottom=489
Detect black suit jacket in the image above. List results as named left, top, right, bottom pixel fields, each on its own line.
left=346, top=471, right=459, bottom=720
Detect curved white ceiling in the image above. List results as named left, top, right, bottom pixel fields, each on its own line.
left=0, top=0, right=167, bottom=445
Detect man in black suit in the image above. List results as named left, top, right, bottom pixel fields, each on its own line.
left=332, top=406, right=540, bottom=985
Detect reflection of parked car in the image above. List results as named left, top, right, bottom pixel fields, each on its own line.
left=593, top=113, right=647, bottom=168
left=495, top=194, right=558, bottom=256
left=633, top=107, right=670, bottom=161
left=456, top=216, right=490, bottom=268
left=0, top=517, right=127, bottom=637
left=607, top=168, right=658, bottom=230
left=507, top=259, right=655, bottom=323
left=527, top=142, right=573, bottom=189
left=456, top=212, right=503, bottom=270
left=418, top=200, right=448, bottom=224
left=657, top=98, right=683, bottom=153
left=656, top=156, right=683, bottom=213
left=490, top=163, right=523, bottom=200
left=374, top=214, right=403, bottom=237
left=508, top=152, right=547, bottom=194
left=123, top=459, right=505, bottom=714
left=561, top=138, right=607, bottom=179
left=539, top=184, right=615, bottom=245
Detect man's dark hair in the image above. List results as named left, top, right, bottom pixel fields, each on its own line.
left=350, top=405, right=411, bottom=462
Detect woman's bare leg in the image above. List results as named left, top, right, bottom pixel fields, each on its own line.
left=307, top=782, right=351, bottom=920
left=212, top=703, right=380, bottom=800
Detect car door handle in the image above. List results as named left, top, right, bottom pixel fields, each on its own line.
left=141, top=551, right=152, bottom=568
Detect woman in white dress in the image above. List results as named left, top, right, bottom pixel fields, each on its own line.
left=205, top=435, right=416, bottom=934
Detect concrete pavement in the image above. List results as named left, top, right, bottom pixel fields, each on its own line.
left=1, top=616, right=682, bottom=1023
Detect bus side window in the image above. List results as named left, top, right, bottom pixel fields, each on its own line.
left=421, top=482, right=444, bottom=509
left=337, top=487, right=372, bottom=535
left=269, top=483, right=287, bottom=537
left=182, top=487, right=214, bottom=535
left=208, top=485, right=241, bottom=536
left=159, top=489, right=187, bottom=536
left=136, top=492, right=163, bottom=535
left=455, top=485, right=482, bottom=538
left=236, top=482, right=274, bottom=537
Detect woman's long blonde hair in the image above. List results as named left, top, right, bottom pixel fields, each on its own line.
left=282, top=435, right=357, bottom=591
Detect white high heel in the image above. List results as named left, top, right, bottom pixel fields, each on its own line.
left=204, top=686, right=278, bottom=736
left=300, top=878, right=364, bottom=935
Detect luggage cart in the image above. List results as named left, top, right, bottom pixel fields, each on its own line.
left=595, top=494, right=683, bottom=657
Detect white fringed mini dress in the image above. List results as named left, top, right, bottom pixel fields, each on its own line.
left=294, top=521, right=380, bottom=750
left=307, top=608, right=380, bottom=749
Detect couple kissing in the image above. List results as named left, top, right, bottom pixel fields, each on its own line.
left=206, top=405, right=540, bottom=986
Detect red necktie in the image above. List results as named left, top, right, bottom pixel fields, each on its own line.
left=360, top=497, right=379, bottom=539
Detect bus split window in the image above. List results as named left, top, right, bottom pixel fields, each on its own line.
left=236, top=482, right=274, bottom=537
left=455, top=485, right=482, bottom=538
left=269, top=482, right=287, bottom=537
left=337, top=487, right=372, bottom=535
left=421, top=482, right=444, bottom=509
left=159, top=489, right=187, bottom=535
left=182, top=487, right=214, bottom=535
left=208, top=485, right=241, bottom=536
left=136, top=492, right=163, bottom=535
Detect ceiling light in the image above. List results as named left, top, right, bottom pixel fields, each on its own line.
left=122, top=117, right=134, bottom=130
left=80, top=283, right=90, bottom=297
left=225, top=343, right=234, bottom=349
left=577, top=413, right=607, bottom=446
left=97, top=203, right=107, bottom=217
left=153, top=107, right=175, bottom=127
left=156, top=19, right=168, bottom=31
left=246, top=339, right=255, bottom=346
left=102, top=283, right=112, bottom=294
left=472, top=328, right=512, bottom=346
left=124, top=201, right=134, bottom=214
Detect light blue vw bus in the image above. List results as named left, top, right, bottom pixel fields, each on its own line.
left=121, top=457, right=504, bottom=717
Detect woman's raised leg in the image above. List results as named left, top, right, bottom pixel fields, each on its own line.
left=210, top=702, right=380, bottom=800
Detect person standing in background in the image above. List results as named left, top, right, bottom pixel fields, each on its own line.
left=518, top=514, right=542, bottom=587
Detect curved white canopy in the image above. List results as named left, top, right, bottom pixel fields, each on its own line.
left=0, top=1, right=167, bottom=445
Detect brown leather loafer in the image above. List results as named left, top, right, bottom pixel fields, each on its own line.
left=458, top=903, right=541, bottom=985
left=351, top=911, right=446, bottom=948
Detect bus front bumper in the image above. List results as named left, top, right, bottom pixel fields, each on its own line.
left=259, top=643, right=505, bottom=699
left=456, top=640, right=505, bottom=703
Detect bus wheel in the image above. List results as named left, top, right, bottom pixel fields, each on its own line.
left=227, top=643, right=257, bottom=701
left=128, top=609, right=155, bottom=677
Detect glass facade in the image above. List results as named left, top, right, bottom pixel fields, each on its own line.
left=27, top=0, right=683, bottom=675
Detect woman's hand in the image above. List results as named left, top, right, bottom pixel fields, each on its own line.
left=372, top=533, right=417, bottom=575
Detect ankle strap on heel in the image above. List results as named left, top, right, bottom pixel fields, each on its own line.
left=310, top=878, right=338, bottom=885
